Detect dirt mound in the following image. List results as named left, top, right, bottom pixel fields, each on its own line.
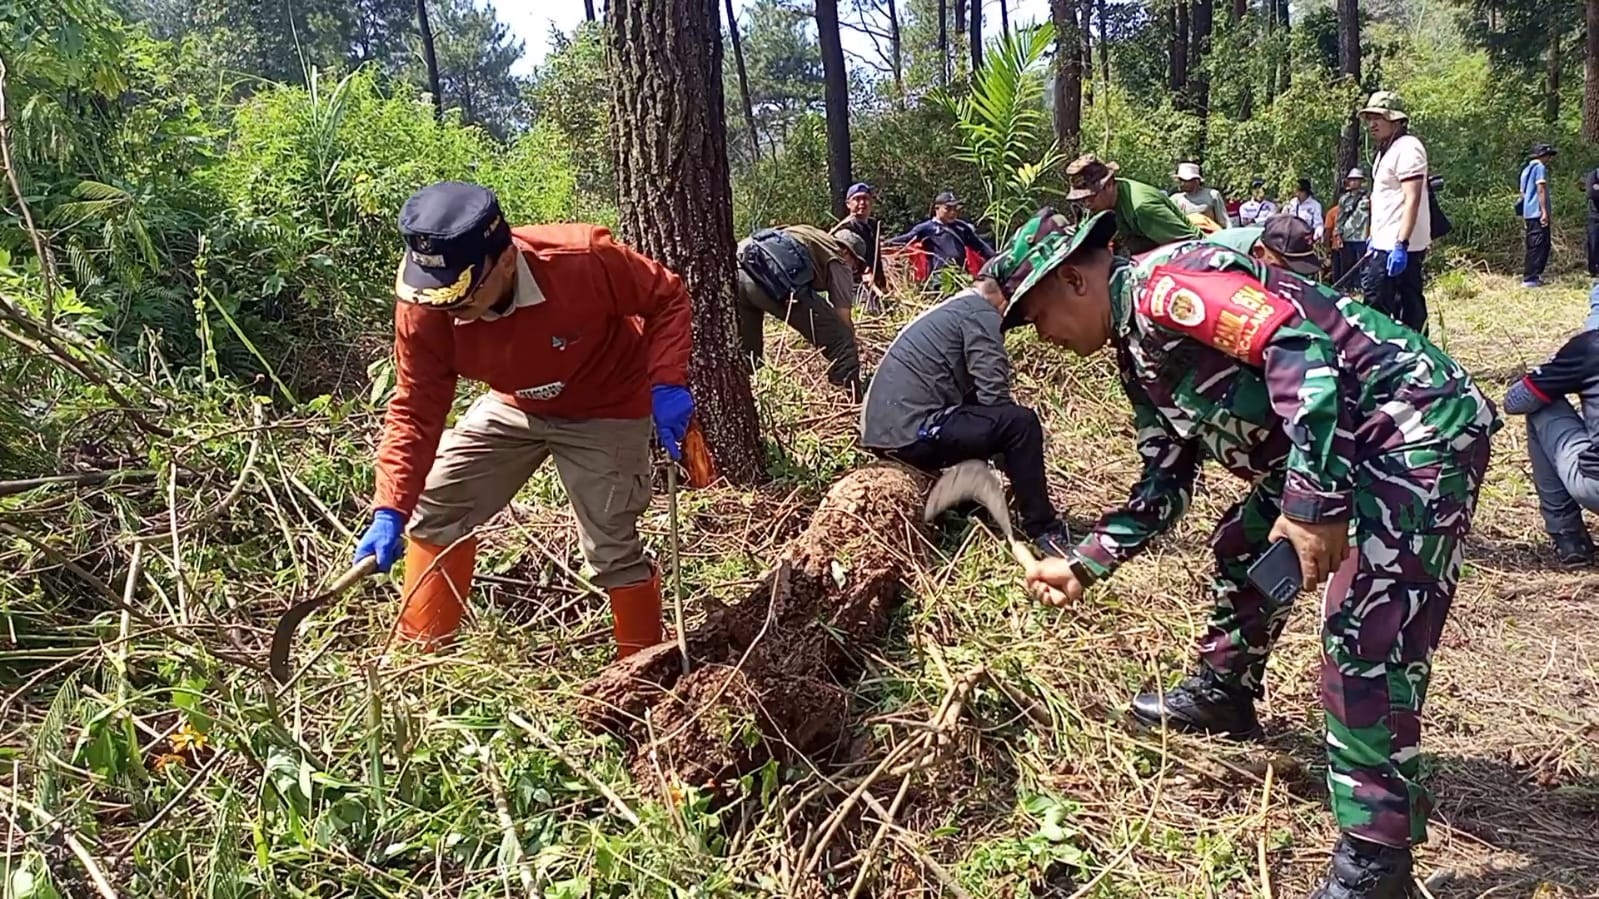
left=579, top=463, right=927, bottom=785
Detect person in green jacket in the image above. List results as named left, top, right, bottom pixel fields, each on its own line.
left=1066, top=153, right=1200, bottom=256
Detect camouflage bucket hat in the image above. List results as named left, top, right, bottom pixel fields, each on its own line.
left=985, top=209, right=1118, bottom=331
left=1359, top=90, right=1408, bottom=122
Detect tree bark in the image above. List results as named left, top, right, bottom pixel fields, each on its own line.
left=725, top=0, right=761, bottom=160
left=817, top=0, right=853, bottom=218
left=1080, top=0, right=1093, bottom=100
left=1000, top=0, right=1010, bottom=37
left=416, top=0, right=443, bottom=121
left=887, top=0, right=904, bottom=97
left=1098, top=0, right=1109, bottom=84
left=970, top=0, right=983, bottom=72
left=1232, top=0, right=1246, bottom=22
left=1191, top=0, right=1212, bottom=128
left=608, top=0, right=765, bottom=485
left=1171, top=1, right=1189, bottom=103
left=1052, top=0, right=1083, bottom=156
left=1547, top=30, right=1564, bottom=126
left=1336, top=0, right=1361, bottom=181
left=938, top=0, right=949, bottom=84
left=1587, top=0, right=1599, bottom=143
left=584, top=0, right=596, bottom=21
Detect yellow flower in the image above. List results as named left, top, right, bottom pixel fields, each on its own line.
left=170, top=720, right=208, bottom=754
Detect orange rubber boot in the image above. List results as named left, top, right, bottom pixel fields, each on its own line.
left=397, top=536, right=476, bottom=648
left=608, top=570, right=664, bottom=658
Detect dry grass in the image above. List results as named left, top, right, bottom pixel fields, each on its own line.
left=1, top=267, right=1595, bottom=897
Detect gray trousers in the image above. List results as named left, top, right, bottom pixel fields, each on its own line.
left=1527, top=397, right=1599, bottom=535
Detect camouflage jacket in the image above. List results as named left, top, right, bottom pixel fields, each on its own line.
left=1070, top=242, right=1500, bottom=583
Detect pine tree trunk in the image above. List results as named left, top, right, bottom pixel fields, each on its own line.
left=970, top=0, right=983, bottom=72
left=938, top=0, right=949, bottom=84
left=1277, top=0, right=1291, bottom=93
left=1587, top=0, right=1599, bottom=143
left=608, top=0, right=765, bottom=485
left=1171, top=1, right=1189, bottom=104
left=416, top=0, right=443, bottom=121
left=1052, top=0, right=1083, bottom=156
left=1336, top=0, right=1361, bottom=180
left=1547, top=30, right=1563, bottom=125
left=1191, top=0, right=1212, bottom=131
left=887, top=0, right=904, bottom=97
left=726, top=0, right=762, bottom=160
left=1098, top=0, right=1110, bottom=84
left=584, top=0, right=596, bottom=21
left=1080, top=0, right=1093, bottom=104
left=817, top=0, right=853, bottom=217
left=1232, top=0, right=1246, bottom=21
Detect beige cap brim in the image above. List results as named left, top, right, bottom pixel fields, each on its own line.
left=1359, top=107, right=1407, bottom=121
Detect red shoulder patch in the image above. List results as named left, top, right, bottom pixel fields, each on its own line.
left=1138, top=266, right=1298, bottom=366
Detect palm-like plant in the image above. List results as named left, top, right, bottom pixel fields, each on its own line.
left=942, top=23, right=1064, bottom=245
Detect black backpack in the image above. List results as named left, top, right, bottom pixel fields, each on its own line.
left=1428, top=175, right=1451, bottom=241
left=740, top=229, right=813, bottom=301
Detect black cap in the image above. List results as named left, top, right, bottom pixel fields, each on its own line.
left=1533, top=142, right=1557, bottom=158
left=396, top=182, right=513, bottom=310
left=1250, top=177, right=1265, bottom=188
left=1261, top=215, right=1321, bottom=276
left=933, top=190, right=962, bottom=207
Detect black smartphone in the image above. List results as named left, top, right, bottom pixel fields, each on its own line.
left=1246, top=539, right=1304, bottom=608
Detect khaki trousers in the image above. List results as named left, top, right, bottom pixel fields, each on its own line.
left=408, top=395, right=654, bottom=588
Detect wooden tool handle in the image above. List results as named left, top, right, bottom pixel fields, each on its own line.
left=325, top=555, right=380, bottom=598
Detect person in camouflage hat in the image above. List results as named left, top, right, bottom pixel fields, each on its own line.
left=1009, top=217, right=1500, bottom=899
left=860, top=208, right=1112, bottom=557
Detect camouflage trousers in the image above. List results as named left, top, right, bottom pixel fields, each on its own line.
left=1198, top=435, right=1492, bottom=848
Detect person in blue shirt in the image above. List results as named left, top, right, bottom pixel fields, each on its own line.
left=1520, top=143, right=1556, bottom=287
left=887, top=191, right=997, bottom=278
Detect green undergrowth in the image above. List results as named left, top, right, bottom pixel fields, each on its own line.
left=4, top=267, right=1598, bottom=897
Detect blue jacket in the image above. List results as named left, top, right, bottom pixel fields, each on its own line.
left=887, top=218, right=996, bottom=273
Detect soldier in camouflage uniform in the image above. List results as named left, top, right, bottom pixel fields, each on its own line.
left=995, top=209, right=1500, bottom=899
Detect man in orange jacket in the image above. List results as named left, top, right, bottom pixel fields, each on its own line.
left=353, top=181, right=695, bottom=657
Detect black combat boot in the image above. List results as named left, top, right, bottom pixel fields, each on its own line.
left=1309, top=835, right=1415, bottom=899
left=1129, top=666, right=1259, bottom=739
left=1551, top=530, right=1595, bottom=569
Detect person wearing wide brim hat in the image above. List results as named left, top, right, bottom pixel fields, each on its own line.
left=1332, top=168, right=1372, bottom=287
left=862, top=207, right=1112, bottom=559
left=1359, top=89, right=1434, bottom=330
left=1065, top=153, right=1200, bottom=256
left=1171, top=161, right=1232, bottom=230
left=356, top=181, right=696, bottom=660
left=1017, top=217, right=1501, bottom=899
left=885, top=189, right=997, bottom=279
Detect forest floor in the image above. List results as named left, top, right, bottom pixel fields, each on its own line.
left=3, top=265, right=1597, bottom=898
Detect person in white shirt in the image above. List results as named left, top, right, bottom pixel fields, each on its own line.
left=1169, top=161, right=1231, bottom=229
left=1237, top=178, right=1278, bottom=225
left=1285, top=178, right=1325, bottom=241
left=1360, top=90, right=1432, bottom=332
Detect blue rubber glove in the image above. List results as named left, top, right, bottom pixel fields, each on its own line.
left=651, top=384, right=694, bottom=461
left=355, top=508, right=407, bottom=572
left=1385, top=243, right=1409, bottom=278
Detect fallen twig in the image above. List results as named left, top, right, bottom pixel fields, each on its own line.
left=508, top=712, right=641, bottom=828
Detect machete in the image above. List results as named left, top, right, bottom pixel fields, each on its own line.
left=269, top=555, right=378, bottom=684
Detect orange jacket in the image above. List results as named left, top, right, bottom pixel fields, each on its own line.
left=375, top=224, right=693, bottom=514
